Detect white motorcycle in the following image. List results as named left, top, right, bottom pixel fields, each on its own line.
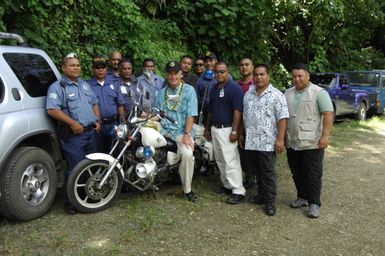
left=66, top=106, right=215, bottom=213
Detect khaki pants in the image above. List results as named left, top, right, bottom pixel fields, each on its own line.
left=211, top=127, right=246, bottom=195
left=175, top=135, right=195, bottom=194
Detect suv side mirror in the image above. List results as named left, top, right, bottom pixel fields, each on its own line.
left=340, top=84, right=349, bottom=90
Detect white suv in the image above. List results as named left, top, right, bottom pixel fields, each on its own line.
left=0, top=32, right=65, bottom=221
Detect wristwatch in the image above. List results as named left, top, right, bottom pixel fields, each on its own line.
left=184, top=131, right=191, bottom=136
left=231, top=130, right=237, bottom=135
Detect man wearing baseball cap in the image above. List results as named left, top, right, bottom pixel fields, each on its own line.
left=155, top=61, right=199, bottom=202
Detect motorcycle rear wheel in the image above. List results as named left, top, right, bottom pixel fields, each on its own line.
left=66, top=159, right=123, bottom=213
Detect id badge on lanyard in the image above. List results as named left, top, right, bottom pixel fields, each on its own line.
left=219, top=88, right=224, bottom=98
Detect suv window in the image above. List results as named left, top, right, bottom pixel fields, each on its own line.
left=311, top=74, right=336, bottom=89
left=0, top=77, right=4, bottom=102
left=3, top=53, right=57, bottom=97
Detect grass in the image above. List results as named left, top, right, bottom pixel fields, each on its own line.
left=1, top=116, right=385, bottom=255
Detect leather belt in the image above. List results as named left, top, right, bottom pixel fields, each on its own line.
left=212, top=124, right=232, bottom=128
left=102, top=115, right=117, bottom=125
left=83, top=124, right=96, bottom=132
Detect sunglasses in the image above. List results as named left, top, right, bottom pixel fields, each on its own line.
left=64, top=52, right=78, bottom=59
left=195, top=63, right=204, bottom=67
left=214, top=70, right=227, bottom=74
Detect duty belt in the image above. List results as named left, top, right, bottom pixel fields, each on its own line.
left=102, top=115, right=117, bottom=125
left=212, top=124, right=232, bottom=128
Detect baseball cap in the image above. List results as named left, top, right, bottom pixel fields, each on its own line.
left=165, top=61, right=182, bottom=73
left=92, top=56, right=107, bottom=68
left=203, top=51, right=217, bottom=61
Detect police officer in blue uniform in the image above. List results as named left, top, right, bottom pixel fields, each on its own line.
left=47, top=52, right=101, bottom=214
left=88, top=56, right=126, bottom=153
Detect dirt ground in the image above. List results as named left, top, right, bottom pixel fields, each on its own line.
left=1, top=119, right=385, bottom=256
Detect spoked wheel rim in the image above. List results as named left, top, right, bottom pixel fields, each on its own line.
left=20, top=163, right=50, bottom=206
left=73, top=162, right=120, bottom=209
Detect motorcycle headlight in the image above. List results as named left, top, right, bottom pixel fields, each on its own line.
left=135, top=146, right=155, bottom=159
left=115, top=124, right=128, bottom=139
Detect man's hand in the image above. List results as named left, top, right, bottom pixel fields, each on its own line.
left=238, top=133, right=245, bottom=149
left=94, top=122, right=101, bottom=133
left=275, top=138, right=284, bottom=154
left=204, top=128, right=211, bottom=140
left=182, top=134, right=194, bottom=148
left=229, top=133, right=237, bottom=143
left=318, top=135, right=329, bottom=149
left=70, top=122, right=83, bottom=134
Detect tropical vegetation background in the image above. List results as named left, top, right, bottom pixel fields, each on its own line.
left=1, top=0, right=385, bottom=88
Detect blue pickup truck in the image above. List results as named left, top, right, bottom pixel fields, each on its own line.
left=346, top=71, right=385, bottom=115
left=311, top=72, right=369, bottom=120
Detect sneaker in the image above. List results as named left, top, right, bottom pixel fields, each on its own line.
left=185, top=191, right=198, bottom=203
left=290, top=198, right=308, bottom=208
left=307, top=204, right=320, bottom=218
left=225, top=194, right=245, bottom=204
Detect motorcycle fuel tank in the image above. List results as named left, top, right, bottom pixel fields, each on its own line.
left=139, top=127, right=167, bottom=148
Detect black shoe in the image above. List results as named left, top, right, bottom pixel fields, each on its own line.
left=185, top=191, right=198, bottom=203
left=265, top=204, right=276, bottom=216
left=248, top=195, right=264, bottom=205
left=217, top=186, right=232, bottom=195
left=225, top=194, right=245, bottom=204
left=64, top=203, right=77, bottom=215
left=243, top=180, right=256, bottom=190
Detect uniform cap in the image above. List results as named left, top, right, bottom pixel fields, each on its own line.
left=92, top=56, right=107, bottom=68
left=165, top=61, right=182, bottom=73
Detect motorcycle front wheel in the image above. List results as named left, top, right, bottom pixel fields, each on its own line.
left=66, top=159, right=123, bottom=213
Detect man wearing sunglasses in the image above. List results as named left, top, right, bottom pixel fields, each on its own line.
left=47, top=53, right=101, bottom=214
left=87, top=56, right=126, bottom=153
left=204, top=62, right=246, bottom=204
left=194, top=56, right=205, bottom=77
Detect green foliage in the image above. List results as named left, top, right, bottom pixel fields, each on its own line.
left=1, top=0, right=385, bottom=81
left=1, top=0, right=187, bottom=78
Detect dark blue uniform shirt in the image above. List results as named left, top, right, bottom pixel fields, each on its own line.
left=208, top=79, right=243, bottom=125
left=87, top=78, right=125, bottom=119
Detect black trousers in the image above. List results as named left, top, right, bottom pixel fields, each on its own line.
left=239, top=145, right=254, bottom=182
left=286, top=148, right=324, bottom=206
left=247, top=150, right=276, bottom=204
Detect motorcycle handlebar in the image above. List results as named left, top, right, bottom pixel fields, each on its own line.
left=152, top=107, right=178, bottom=125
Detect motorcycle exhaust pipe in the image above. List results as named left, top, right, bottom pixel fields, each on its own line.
left=136, top=161, right=156, bottom=178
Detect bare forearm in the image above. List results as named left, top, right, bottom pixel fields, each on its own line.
left=92, top=105, right=101, bottom=120
left=322, top=112, right=333, bottom=137
left=184, top=116, right=195, bottom=133
left=232, top=109, right=241, bottom=131
left=277, top=118, right=287, bottom=141
left=47, top=109, right=76, bottom=126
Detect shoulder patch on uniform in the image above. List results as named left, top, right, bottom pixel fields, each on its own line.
left=49, top=92, right=58, bottom=99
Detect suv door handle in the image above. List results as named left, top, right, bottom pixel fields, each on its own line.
left=11, top=88, right=21, bottom=101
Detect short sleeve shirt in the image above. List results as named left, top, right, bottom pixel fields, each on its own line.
left=243, top=84, right=289, bottom=151
left=137, top=73, right=165, bottom=109
left=208, top=79, right=243, bottom=125
left=46, top=75, right=98, bottom=126
left=155, top=82, right=198, bottom=140
left=87, top=78, right=125, bottom=119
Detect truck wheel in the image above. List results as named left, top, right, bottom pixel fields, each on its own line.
left=356, top=103, right=367, bottom=121
left=0, top=147, right=57, bottom=221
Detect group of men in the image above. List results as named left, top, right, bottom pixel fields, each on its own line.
left=46, top=50, right=333, bottom=218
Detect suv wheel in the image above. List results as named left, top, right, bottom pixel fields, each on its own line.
left=0, top=147, right=57, bottom=221
left=356, top=102, right=367, bottom=121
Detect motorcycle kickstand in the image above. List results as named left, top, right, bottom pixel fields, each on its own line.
left=150, top=185, right=159, bottom=199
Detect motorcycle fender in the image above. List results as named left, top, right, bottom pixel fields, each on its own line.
left=85, top=153, right=124, bottom=176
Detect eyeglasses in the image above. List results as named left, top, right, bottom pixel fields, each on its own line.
left=214, top=70, right=227, bottom=74
left=64, top=52, right=78, bottom=59
left=194, top=63, right=204, bottom=67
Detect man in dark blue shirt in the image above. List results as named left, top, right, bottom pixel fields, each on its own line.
left=204, top=62, right=246, bottom=204
left=88, top=56, right=126, bottom=153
